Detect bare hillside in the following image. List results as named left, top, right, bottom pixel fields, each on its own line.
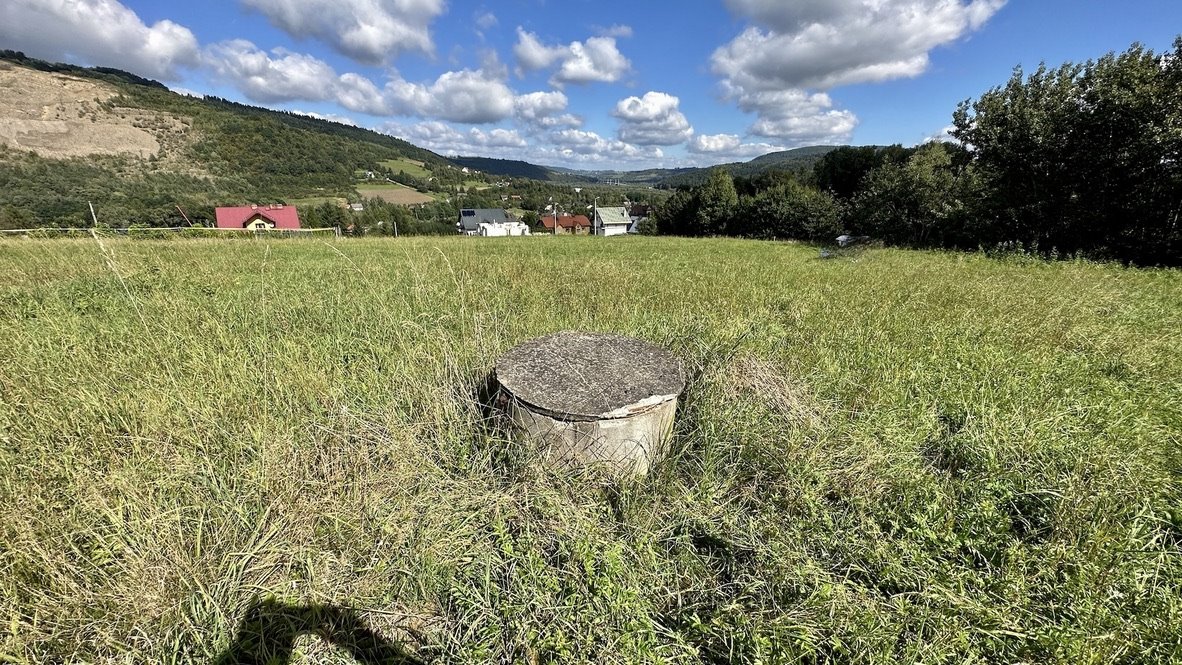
left=0, top=62, right=188, bottom=160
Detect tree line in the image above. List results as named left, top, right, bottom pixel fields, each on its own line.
left=655, top=38, right=1182, bottom=265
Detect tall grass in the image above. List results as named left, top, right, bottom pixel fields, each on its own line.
left=0, top=235, right=1179, bottom=663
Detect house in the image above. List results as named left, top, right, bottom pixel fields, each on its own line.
left=478, top=221, right=530, bottom=237
left=626, top=202, right=651, bottom=234
left=457, top=208, right=529, bottom=237
left=541, top=213, right=592, bottom=235
left=592, top=206, right=631, bottom=236
left=215, top=204, right=301, bottom=230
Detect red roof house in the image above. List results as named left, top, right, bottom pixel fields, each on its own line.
left=215, top=204, right=301, bottom=230
left=540, top=213, right=592, bottom=234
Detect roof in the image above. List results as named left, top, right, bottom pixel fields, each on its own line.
left=215, top=204, right=301, bottom=229
left=594, top=206, right=631, bottom=226
left=458, top=208, right=510, bottom=231
left=541, top=214, right=591, bottom=230
left=627, top=203, right=651, bottom=217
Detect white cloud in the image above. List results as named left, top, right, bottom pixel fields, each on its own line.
left=728, top=87, right=858, bottom=143
left=290, top=109, right=359, bottom=126
left=475, top=11, right=498, bottom=31
left=715, top=0, right=1005, bottom=90
left=205, top=40, right=341, bottom=103
left=241, top=0, right=445, bottom=65
left=381, top=121, right=527, bottom=156
left=386, top=69, right=516, bottom=123
left=612, top=91, right=694, bottom=146
left=470, top=127, right=527, bottom=148
left=513, top=28, right=568, bottom=73
left=0, top=0, right=199, bottom=80
left=688, top=133, right=783, bottom=159
left=923, top=124, right=958, bottom=143
left=515, top=91, right=582, bottom=129
left=205, top=39, right=516, bottom=124
left=170, top=86, right=206, bottom=99
left=337, top=72, right=391, bottom=114
left=714, top=0, right=1004, bottom=144
left=555, top=37, right=630, bottom=86
left=549, top=129, right=662, bottom=163
left=600, top=24, right=634, bottom=39
left=512, top=29, right=631, bottom=85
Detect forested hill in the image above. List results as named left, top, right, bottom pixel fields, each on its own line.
left=657, top=146, right=841, bottom=187
left=0, top=51, right=464, bottom=228
left=447, top=155, right=582, bottom=182
left=449, top=148, right=842, bottom=187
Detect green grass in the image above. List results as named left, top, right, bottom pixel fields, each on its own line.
left=1, top=236, right=1180, bottom=663
left=380, top=158, right=431, bottom=179
left=355, top=182, right=438, bottom=205
left=286, top=195, right=347, bottom=208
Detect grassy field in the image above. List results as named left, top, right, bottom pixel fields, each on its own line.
left=0, top=236, right=1179, bottom=663
left=356, top=182, right=437, bottom=206
left=380, top=158, right=432, bottom=179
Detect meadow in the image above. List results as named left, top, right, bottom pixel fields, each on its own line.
left=0, top=235, right=1179, bottom=663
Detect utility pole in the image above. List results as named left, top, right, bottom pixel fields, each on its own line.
left=88, top=201, right=98, bottom=227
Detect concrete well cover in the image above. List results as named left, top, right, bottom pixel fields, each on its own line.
left=495, top=331, right=685, bottom=420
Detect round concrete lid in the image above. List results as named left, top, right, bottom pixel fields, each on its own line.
left=495, top=331, right=685, bottom=420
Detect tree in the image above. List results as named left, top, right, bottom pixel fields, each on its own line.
left=847, top=142, right=975, bottom=246
left=693, top=168, right=738, bottom=235
left=952, top=37, right=1182, bottom=263
left=733, top=181, right=841, bottom=241
left=813, top=145, right=916, bottom=198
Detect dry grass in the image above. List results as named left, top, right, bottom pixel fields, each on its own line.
left=356, top=183, right=437, bottom=206
left=0, top=235, right=1179, bottom=663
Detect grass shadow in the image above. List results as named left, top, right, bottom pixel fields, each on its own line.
left=212, top=599, right=426, bottom=665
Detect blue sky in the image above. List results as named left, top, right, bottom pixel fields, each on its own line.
left=2, top=0, right=1180, bottom=170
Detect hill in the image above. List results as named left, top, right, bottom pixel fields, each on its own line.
left=448, top=148, right=840, bottom=188
left=448, top=155, right=585, bottom=182
left=0, top=51, right=465, bottom=228
left=657, top=145, right=841, bottom=187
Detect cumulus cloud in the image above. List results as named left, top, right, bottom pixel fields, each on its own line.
left=612, top=91, right=694, bottom=145
left=728, top=87, right=858, bottom=143
left=204, top=41, right=391, bottom=114
left=290, top=109, right=359, bottom=126
left=241, top=0, right=445, bottom=65
left=204, top=41, right=514, bottom=123
left=714, top=0, right=1004, bottom=143
left=512, top=29, right=631, bottom=85
left=515, top=91, right=582, bottom=130
left=513, top=28, right=568, bottom=72
left=0, top=0, right=199, bottom=80
left=386, top=69, right=516, bottom=123
left=715, top=0, right=1005, bottom=90
left=381, top=121, right=527, bottom=156
left=475, top=11, right=498, bottom=31
left=688, top=133, right=783, bottom=159
left=549, top=129, right=662, bottom=164
left=205, top=40, right=342, bottom=103
left=599, top=24, right=634, bottom=39
left=555, top=37, right=630, bottom=85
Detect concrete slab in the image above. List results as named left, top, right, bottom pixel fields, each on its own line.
left=495, top=331, right=685, bottom=476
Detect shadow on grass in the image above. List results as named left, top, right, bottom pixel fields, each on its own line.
left=213, top=599, right=425, bottom=665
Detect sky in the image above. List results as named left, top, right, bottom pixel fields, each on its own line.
left=1, top=1, right=1180, bottom=171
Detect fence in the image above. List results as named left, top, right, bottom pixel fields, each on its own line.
left=0, top=226, right=342, bottom=239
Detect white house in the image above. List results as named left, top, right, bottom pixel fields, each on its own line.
left=592, top=206, right=632, bottom=236
left=478, top=221, right=531, bottom=236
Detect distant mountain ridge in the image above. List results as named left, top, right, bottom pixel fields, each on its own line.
left=451, top=146, right=843, bottom=187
